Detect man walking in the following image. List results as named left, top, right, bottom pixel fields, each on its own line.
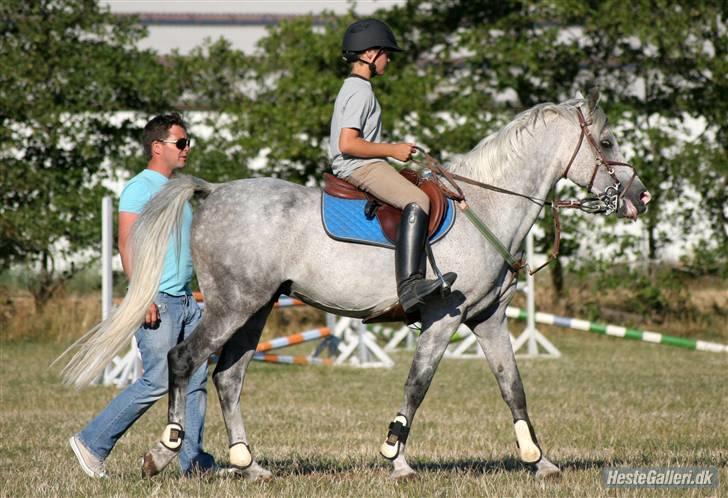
left=69, top=113, right=215, bottom=477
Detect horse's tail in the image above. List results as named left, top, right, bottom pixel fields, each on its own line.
left=54, top=174, right=219, bottom=388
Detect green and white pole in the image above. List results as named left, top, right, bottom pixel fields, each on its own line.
left=505, top=307, right=728, bottom=353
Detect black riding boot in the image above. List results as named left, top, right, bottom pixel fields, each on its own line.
left=396, top=203, right=457, bottom=313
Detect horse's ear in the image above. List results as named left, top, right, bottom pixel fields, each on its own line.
left=587, top=87, right=601, bottom=114
left=575, top=90, right=585, bottom=100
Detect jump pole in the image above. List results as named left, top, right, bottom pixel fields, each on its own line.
left=256, top=327, right=331, bottom=352
left=101, top=196, right=113, bottom=321
left=510, top=231, right=561, bottom=358
left=253, top=353, right=334, bottom=366
left=99, top=195, right=142, bottom=386
left=274, top=296, right=305, bottom=308
left=506, top=307, right=728, bottom=353
left=253, top=327, right=335, bottom=366
left=445, top=230, right=561, bottom=359
left=272, top=299, right=395, bottom=367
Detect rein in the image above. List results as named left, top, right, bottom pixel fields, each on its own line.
left=411, top=107, right=636, bottom=277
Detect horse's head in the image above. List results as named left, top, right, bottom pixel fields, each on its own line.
left=563, top=89, right=651, bottom=220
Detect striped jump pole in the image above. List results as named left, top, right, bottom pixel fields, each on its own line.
left=253, top=353, right=334, bottom=366
left=506, top=307, right=728, bottom=353
left=274, top=296, right=305, bottom=308
left=256, top=327, right=330, bottom=353
left=253, top=327, right=333, bottom=366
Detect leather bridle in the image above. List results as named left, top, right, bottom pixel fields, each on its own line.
left=561, top=107, right=637, bottom=216
left=412, top=106, right=640, bottom=276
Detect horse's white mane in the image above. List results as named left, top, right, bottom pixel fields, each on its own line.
left=449, top=98, right=607, bottom=183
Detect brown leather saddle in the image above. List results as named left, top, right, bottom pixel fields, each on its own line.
left=323, top=169, right=451, bottom=324
left=323, top=169, right=447, bottom=243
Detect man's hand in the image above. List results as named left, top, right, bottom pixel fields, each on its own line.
left=144, top=303, right=159, bottom=327
left=390, top=143, right=416, bottom=162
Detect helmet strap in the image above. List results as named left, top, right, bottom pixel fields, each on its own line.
left=357, top=48, right=384, bottom=78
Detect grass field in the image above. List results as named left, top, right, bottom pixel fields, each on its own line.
left=1, top=322, right=726, bottom=497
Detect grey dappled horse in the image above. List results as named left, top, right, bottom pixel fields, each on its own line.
left=62, top=92, right=650, bottom=480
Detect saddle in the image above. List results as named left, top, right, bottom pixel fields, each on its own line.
left=321, top=169, right=455, bottom=324
left=323, top=169, right=447, bottom=243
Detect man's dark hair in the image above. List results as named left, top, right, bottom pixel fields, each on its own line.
left=142, top=113, right=188, bottom=159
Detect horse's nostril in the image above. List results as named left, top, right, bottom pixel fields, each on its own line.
left=640, top=191, right=652, bottom=205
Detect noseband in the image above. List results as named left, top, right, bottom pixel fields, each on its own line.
left=561, top=107, right=637, bottom=215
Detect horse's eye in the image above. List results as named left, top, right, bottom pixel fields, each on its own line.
left=600, top=139, right=612, bottom=148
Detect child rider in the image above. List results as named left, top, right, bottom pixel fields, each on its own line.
left=329, top=18, right=456, bottom=314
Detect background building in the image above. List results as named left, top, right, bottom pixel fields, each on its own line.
left=100, top=0, right=405, bottom=54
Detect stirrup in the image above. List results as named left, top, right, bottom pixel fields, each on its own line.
left=425, top=241, right=453, bottom=296
left=398, top=277, right=440, bottom=312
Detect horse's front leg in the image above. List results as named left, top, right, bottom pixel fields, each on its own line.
left=381, top=313, right=461, bottom=479
left=468, top=315, right=561, bottom=478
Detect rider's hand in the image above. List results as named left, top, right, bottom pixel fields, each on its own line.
left=144, top=302, right=159, bottom=326
left=391, top=143, right=416, bottom=162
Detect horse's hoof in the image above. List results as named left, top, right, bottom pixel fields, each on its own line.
left=535, top=461, right=561, bottom=479
left=141, top=444, right=178, bottom=478
left=141, top=453, right=160, bottom=478
left=223, top=461, right=273, bottom=482
left=391, top=467, right=417, bottom=480
left=251, top=472, right=273, bottom=482
left=244, top=467, right=273, bottom=482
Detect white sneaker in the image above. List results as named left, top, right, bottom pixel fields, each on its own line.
left=69, top=434, right=108, bottom=478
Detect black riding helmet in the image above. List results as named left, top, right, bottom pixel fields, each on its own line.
left=342, top=18, right=403, bottom=77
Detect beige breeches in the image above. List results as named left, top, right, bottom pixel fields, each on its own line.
left=345, top=161, right=430, bottom=214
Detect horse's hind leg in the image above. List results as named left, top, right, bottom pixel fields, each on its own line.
left=381, top=313, right=462, bottom=479
left=469, top=316, right=561, bottom=478
left=141, top=305, right=247, bottom=477
left=212, top=303, right=276, bottom=481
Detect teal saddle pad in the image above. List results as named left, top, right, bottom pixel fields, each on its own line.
left=321, top=192, right=456, bottom=249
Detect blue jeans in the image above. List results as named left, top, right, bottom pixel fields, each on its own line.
left=78, top=292, right=213, bottom=473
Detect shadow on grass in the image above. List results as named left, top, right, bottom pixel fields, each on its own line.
left=413, top=457, right=611, bottom=474
left=253, top=456, right=614, bottom=476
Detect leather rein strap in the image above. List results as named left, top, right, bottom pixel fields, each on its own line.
left=411, top=107, right=636, bottom=276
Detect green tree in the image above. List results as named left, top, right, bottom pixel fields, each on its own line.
left=384, top=0, right=727, bottom=280
left=168, top=38, right=256, bottom=182
left=0, top=0, right=173, bottom=307
left=567, top=0, right=726, bottom=270
left=163, top=0, right=725, bottom=286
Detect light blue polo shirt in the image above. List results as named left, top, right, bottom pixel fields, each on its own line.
left=119, top=169, right=193, bottom=296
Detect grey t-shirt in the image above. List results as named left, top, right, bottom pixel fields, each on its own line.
left=329, top=76, right=385, bottom=178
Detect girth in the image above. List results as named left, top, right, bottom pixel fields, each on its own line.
left=323, top=170, right=446, bottom=243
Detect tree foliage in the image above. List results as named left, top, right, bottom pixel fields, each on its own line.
left=0, top=0, right=173, bottom=306
left=381, top=0, right=726, bottom=275
left=2, top=0, right=725, bottom=307
left=166, top=1, right=724, bottom=280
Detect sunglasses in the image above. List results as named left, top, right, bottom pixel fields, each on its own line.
left=158, top=138, right=192, bottom=150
